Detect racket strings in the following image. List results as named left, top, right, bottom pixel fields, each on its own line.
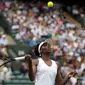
left=0, top=52, right=14, bottom=67
left=0, top=56, right=11, bottom=60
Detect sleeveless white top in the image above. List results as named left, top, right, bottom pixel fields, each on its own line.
left=35, top=58, right=58, bottom=85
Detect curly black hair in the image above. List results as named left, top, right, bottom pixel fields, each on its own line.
left=34, top=43, right=40, bottom=57
left=34, top=42, right=48, bottom=57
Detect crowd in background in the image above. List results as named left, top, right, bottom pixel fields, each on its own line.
left=0, top=32, right=8, bottom=56
left=0, top=0, right=85, bottom=85
left=66, top=5, right=85, bottom=27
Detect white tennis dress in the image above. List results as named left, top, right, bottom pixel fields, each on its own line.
left=35, top=58, right=58, bottom=85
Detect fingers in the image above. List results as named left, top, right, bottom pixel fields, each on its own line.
left=68, top=71, right=77, bottom=78
left=25, top=54, right=32, bottom=61
left=73, top=71, right=77, bottom=76
left=25, top=54, right=31, bottom=57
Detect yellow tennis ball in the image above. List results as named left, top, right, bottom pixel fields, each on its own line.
left=47, top=1, right=54, bottom=7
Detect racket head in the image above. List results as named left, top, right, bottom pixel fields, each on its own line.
left=0, top=52, right=12, bottom=67
left=0, top=60, right=4, bottom=66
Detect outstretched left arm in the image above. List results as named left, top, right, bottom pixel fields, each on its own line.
left=56, top=63, right=77, bottom=85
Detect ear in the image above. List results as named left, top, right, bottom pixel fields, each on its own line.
left=40, top=51, right=42, bottom=53
left=39, top=52, right=42, bottom=56
left=40, top=48, right=42, bottom=53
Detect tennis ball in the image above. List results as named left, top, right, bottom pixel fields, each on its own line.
left=47, top=1, right=54, bottom=7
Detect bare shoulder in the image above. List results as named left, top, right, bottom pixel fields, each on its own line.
left=32, top=59, right=39, bottom=65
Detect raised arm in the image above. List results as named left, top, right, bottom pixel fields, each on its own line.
left=25, top=54, right=38, bottom=81
left=56, top=62, right=77, bottom=85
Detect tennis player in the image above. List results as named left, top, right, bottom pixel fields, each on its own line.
left=25, top=40, right=77, bottom=85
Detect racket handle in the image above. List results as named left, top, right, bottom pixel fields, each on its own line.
left=14, top=56, right=25, bottom=60
left=0, top=56, right=28, bottom=67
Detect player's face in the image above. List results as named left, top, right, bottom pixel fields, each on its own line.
left=40, top=43, right=51, bottom=54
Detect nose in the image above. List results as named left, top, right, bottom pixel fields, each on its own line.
left=47, top=46, right=51, bottom=49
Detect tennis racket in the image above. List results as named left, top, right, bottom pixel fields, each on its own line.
left=0, top=52, right=29, bottom=67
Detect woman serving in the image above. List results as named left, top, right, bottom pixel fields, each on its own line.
left=25, top=40, right=77, bottom=85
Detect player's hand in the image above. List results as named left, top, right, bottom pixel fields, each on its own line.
left=67, top=71, right=77, bottom=79
left=25, top=54, right=32, bottom=63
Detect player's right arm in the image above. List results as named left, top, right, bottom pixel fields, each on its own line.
left=25, top=54, right=39, bottom=81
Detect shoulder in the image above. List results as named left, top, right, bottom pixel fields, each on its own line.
left=51, top=60, right=60, bottom=68
left=32, top=59, right=39, bottom=65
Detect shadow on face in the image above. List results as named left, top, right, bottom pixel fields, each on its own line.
left=40, top=42, right=52, bottom=54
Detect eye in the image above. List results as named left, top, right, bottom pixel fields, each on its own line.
left=48, top=45, right=51, bottom=48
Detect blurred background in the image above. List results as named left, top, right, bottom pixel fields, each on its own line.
left=0, top=0, right=85, bottom=85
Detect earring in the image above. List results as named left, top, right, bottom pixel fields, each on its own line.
left=39, top=52, right=42, bottom=57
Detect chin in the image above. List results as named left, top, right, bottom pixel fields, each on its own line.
left=42, top=50, right=51, bottom=55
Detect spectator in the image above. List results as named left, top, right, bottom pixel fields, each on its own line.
left=0, top=34, right=8, bottom=47
left=81, top=69, right=85, bottom=85
left=0, top=52, right=12, bottom=82
left=20, top=62, right=28, bottom=75
left=80, top=59, right=85, bottom=72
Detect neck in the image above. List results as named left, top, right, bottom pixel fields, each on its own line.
left=42, top=54, right=50, bottom=61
